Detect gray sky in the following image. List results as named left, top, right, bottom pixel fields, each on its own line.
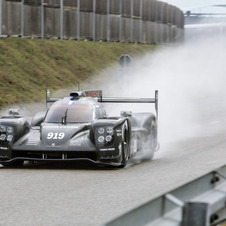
left=162, top=0, right=226, bottom=12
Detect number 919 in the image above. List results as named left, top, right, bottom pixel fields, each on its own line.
left=47, top=132, right=65, bottom=140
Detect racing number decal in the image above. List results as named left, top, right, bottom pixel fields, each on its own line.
left=47, top=132, right=65, bottom=140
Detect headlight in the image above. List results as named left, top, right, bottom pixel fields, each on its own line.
left=106, top=135, right=112, bottom=142
left=95, top=126, right=114, bottom=145
left=0, top=125, right=14, bottom=143
left=7, top=126, right=13, bottom=133
left=7, top=135, right=13, bottom=142
left=106, top=127, right=113, bottom=134
left=98, top=136, right=105, bottom=143
left=97, top=127, right=105, bottom=134
left=0, top=134, right=6, bottom=141
left=0, top=125, right=6, bottom=133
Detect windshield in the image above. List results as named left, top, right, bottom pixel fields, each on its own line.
left=44, top=104, right=94, bottom=123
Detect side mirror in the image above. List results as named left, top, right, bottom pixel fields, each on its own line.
left=31, top=112, right=46, bottom=127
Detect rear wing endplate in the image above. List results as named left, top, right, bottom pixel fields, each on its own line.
left=46, top=89, right=61, bottom=109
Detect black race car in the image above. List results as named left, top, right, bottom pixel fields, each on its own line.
left=0, top=90, right=159, bottom=167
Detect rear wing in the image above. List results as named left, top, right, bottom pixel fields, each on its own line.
left=46, top=89, right=158, bottom=119
left=98, top=90, right=159, bottom=119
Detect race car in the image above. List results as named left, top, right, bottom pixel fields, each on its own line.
left=0, top=90, right=159, bottom=168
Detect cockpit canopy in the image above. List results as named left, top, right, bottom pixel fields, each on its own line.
left=44, top=97, right=106, bottom=123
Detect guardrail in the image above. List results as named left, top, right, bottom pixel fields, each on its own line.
left=102, top=165, right=226, bottom=226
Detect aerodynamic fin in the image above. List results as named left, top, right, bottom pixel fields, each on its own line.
left=46, top=89, right=61, bottom=109
left=98, top=90, right=159, bottom=119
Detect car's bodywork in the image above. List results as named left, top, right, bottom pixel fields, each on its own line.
left=0, top=90, right=159, bottom=167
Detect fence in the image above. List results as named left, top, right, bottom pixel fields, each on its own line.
left=0, top=0, right=184, bottom=44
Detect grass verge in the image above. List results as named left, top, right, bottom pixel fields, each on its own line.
left=0, top=38, right=156, bottom=109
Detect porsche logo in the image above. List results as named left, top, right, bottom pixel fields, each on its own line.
left=52, top=143, right=56, bottom=147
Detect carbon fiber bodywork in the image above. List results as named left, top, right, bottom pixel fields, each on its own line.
left=0, top=90, right=158, bottom=167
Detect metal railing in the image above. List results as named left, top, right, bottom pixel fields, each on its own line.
left=103, top=165, right=226, bottom=226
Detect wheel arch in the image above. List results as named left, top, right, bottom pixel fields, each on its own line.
left=129, top=112, right=157, bottom=133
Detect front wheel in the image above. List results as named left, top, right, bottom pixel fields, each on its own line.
left=119, top=142, right=128, bottom=168
left=119, top=122, right=130, bottom=168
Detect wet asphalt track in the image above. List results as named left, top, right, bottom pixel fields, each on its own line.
left=1, top=130, right=226, bottom=226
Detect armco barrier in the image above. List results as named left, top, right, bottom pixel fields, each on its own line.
left=102, top=165, right=226, bottom=226
left=0, top=0, right=184, bottom=43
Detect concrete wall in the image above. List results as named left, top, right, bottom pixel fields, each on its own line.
left=1, top=0, right=184, bottom=43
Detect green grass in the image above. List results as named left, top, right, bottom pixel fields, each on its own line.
left=0, top=38, right=156, bottom=109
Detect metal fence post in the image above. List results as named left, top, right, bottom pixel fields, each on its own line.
left=119, top=0, right=122, bottom=42
left=139, top=0, right=142, bottom=43
left=107, top=0, right=110, bottom=42
left=148, top=0, right=151, bottom=43
left=182, top=203, right=209, bottom=226
left=60, top=0, right=63, bottom=39
left=154, top=2, right=158, bottom=43
left=166, top=4, right=169, bottom=42
left=130, top=0, right=133, bottom=43
left=93, top=0, right=96, bottom=41
left=41, top=0, right=44, bottom=39
left=0, top=0, right=2, bottom=36
left=21, top=0, right=24, bottom=37
left=77, top=0, right=80, bottom=41
left=160, top=2, right=164, bottom=43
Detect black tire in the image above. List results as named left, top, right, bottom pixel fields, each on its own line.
left=1, top=160, right=24, bottom=167
left=120, top=142, right=127, bottom=168
left=119, top=122, right=130, bottom=168
left=146, top=121, right=157, bottom=160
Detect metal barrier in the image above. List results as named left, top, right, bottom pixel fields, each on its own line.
left=103, top=165, right=226, bottom=226
left=0, top=0, right=184, bottom=43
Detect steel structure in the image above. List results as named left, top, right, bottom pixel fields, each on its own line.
left=103, top=165, right=226, bottom=226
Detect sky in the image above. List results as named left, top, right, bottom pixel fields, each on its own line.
left=162, top=0, right=226, bottom=12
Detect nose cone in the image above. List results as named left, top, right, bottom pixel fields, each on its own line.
left=41, top=123, right=86, bottom=146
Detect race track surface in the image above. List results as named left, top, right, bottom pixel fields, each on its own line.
left=0, top=130, right=226, bottom=226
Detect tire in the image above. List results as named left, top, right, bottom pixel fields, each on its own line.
left=146, top=121, right=157, bottom=160
left=119, top=122, right=130, bottom=168
left=120, top=142, right=128, bottom=168
left=1, top=160, right=24, bottom=167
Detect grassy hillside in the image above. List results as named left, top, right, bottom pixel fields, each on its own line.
left=0, top=38, right=156, bottom=109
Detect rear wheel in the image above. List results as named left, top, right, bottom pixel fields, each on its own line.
left=147, top=121, right=157, bottom=160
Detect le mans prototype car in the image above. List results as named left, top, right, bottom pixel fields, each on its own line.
left=0, top=90, right=159, bottom=168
